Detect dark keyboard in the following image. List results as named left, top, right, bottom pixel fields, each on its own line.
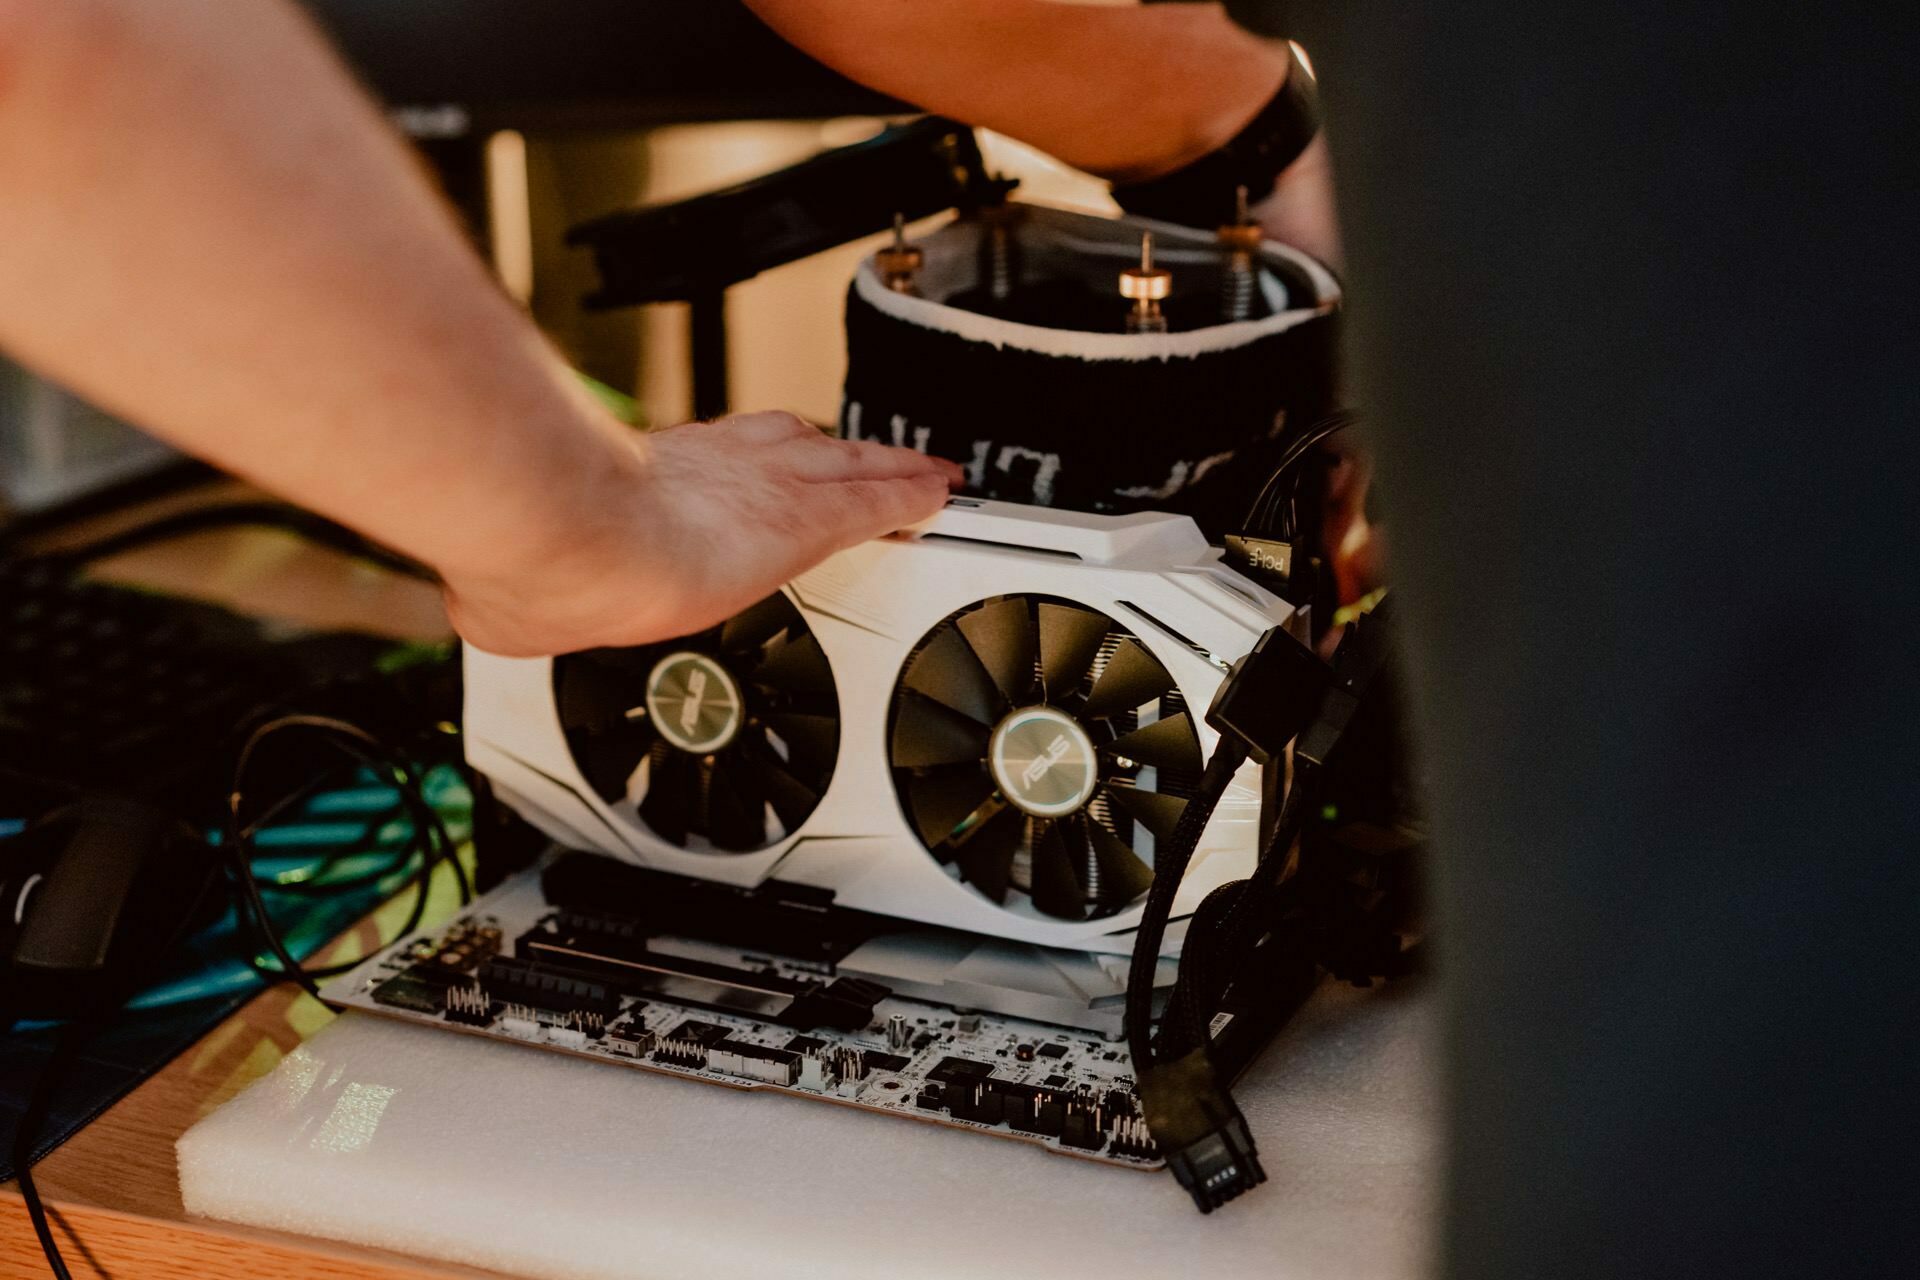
left=0, top=554, right=400, bottom=798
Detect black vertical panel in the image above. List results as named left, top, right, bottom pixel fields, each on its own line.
left=1243, top=3, right=1920, bottom=1277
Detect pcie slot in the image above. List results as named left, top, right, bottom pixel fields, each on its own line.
left=518, top=934, right=887, bottom=1031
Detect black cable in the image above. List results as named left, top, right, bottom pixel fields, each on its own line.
left=5, top=847, right=224, bottom=1279
left=1124, top=740, right=1251, bottom=1070
left=1160, top=602, right=1411, bottom=1060
left=242, top=757, right=469, bottom=904
left=1158, top=775, right=1314, bottom=1060
left=255, top=810, right=416, bottom=895
left=222, top=761, right=389, bottom=893
left=8, top=1019, right=87, bottom=1280
left=419, top=798, right=471, bottom=906
left=259, top=796, right=454, bottom=982
left=1160, top=877, right=1246, bottom=1057
left=234, top=834, right=435, bottom=989
left=3, top=714, right=459, bottom=1275
left=1124, top=741, right=1278, bottom=1215
left=1215, top=777, right=1314, bottom=942
left=223, top=714, right=468, bottom=1000
left=1244, top=409, right=1358, bottom=539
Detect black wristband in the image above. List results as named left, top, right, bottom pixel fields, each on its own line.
left=1109, top=43, right=1320, bottom=230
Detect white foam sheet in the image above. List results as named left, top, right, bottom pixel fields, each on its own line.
left=178, top=981, right=1439, bottom=1280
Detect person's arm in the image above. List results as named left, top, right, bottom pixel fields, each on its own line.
left=0, top=0, right=955, bottom=657
left=744, top=0, right=1338, bottom=261
left=747, top=0, right=1286, bottom=182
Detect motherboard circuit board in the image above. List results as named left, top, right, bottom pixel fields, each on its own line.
left=321, top=865, right=1161, bottom=1169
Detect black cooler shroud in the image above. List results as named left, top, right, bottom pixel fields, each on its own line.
left=841, top=205, right=1340, bottom=537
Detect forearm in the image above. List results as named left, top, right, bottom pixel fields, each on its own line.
left=0, top=0, right=628, bottom=584
left=744, top=0, right=1289, bottom=182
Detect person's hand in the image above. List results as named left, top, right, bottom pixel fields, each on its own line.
left=442, top=411, right=962, bottom=657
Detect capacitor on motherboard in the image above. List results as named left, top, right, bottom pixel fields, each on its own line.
left=1217, top=185, right=1263, bottom=322
left=1119, top=231, right=1171, bottom=334
left=887, top=1013, right=911, bottom=1051
left=876, top=213, right=925, bottom=295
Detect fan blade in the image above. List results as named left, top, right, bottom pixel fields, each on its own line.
left=956, top=597, right=1039, bottom=707
left=1106, top=781, right=1187, bottom=842
left=952, top=804, right=1022, bottom=903
left=706, top=753, right=768, bottom=851
left=905, top=765, right=996, bottom=848
left=745, top=737, right=821, bottom=832
left=638, top=751, right=698, bottom=844
left=1037, top=603, right=1110, bottom=702
left=555, top=657, right=643, bottom=732
left=755, top=631, right=835, bottom=702
left=574, top=720, right=656, bottom=802
left=766, top=713, right=839, bottom=782
left=901, top=625, right=1005, bottom=724
left=1087, top=814, right=1155, bottom=905
left=890, top=695, right=990, bottom=768
left=1030, top=821, right=1089, bottom=919
left=1103, top=712, right=1203, bottom=774
left=1082, top=639, right=1175, bottom=719
left=577, top=644, right=660, bottom=675
left=722, top=593, right=795, bottom=655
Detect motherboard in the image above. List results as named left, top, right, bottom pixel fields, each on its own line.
left=321, top=862, right=1161, bottom=1170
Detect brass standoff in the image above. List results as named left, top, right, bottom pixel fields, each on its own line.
left=976, top=200, right=1025, bottom=303
left=876, top=212, right=925, bottom=295
left=1120, top=231, right=1172, bottom=334
left=1217, top=185, right=1262, bottom=322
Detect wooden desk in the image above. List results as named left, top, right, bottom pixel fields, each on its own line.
left=0, top=918, right=505, bottom=1280
left=2, top=492, right=509, bottom=1278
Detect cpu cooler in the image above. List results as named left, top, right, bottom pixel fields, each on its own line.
left=464, top=499, right=1306, bottom=956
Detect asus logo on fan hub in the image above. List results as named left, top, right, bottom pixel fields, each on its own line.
left=1022, top=734, right=1074, bottom=789
left=991, top=709, right=1098, bottom=819
left=680, top=668, right=710, bottom=735
left=644, top=652, right=744, bottom=756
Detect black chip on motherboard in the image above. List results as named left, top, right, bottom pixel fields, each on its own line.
left=371, top=973, right=442, bottom=1014
left=670, top=1020, right=734, bottom=1045
left=1037, top=1042, right=1068, bottom=1059
left=784, top=1034, right=826, bottom=1054
left=865, top=1051, right=911, bottom=1073
left=714, top=1039, right=801, bottom=1066
left=929, top=1056, right=994, bottom=1084
left=399, top=962, right=467, bottom=989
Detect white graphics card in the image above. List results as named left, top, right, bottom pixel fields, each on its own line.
left=463, top=498, right=1305, bottom=958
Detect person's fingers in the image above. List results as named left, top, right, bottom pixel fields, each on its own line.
left=808, top=472, right=952, bottom=546
left=663, top=413, right=964, bottom=490
left=786, top=434, right=965, bottom=485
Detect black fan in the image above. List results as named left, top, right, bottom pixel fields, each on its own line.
left=888, top=595, right=1202, bottom=920
left=552, top=592, right=838, bottom=853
